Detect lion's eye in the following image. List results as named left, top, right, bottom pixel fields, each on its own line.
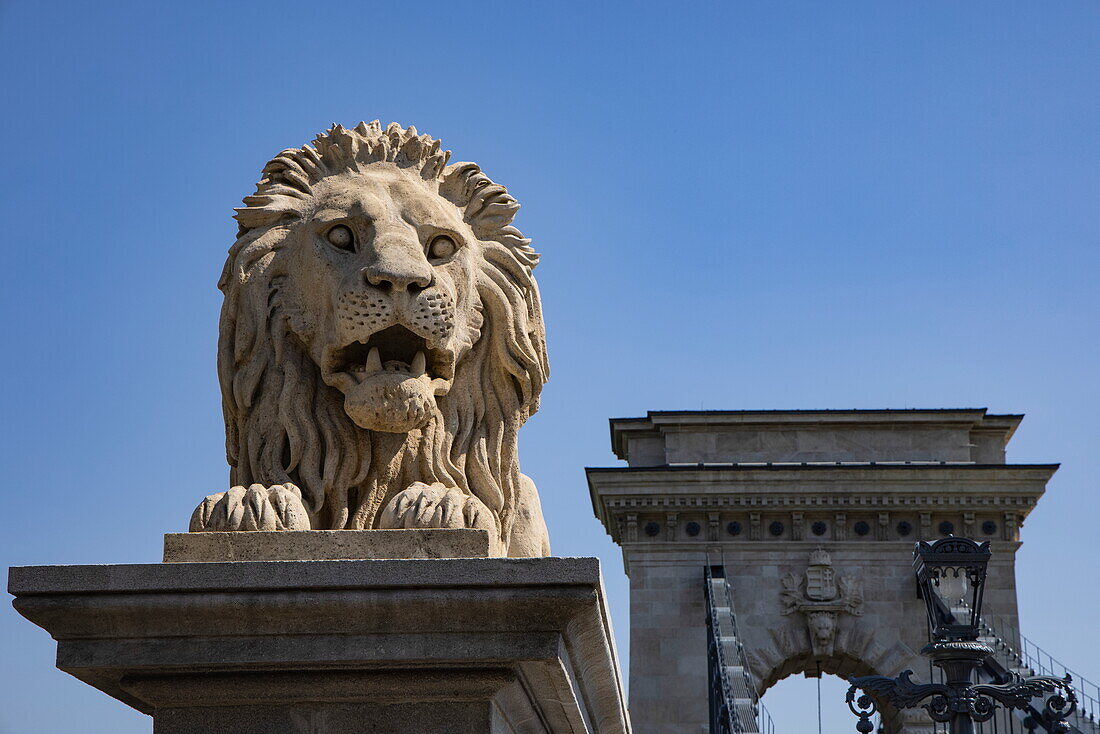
left=428, top=235, right=457, bottom=259
left=326, top=225, right=355, bottom=251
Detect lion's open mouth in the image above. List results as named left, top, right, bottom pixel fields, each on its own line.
left=330, top=325, right=454, bottom=383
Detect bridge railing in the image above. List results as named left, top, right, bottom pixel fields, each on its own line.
left=979, top=614, right=1100, bottom=730
left=705, top=565, right=776, bottom=734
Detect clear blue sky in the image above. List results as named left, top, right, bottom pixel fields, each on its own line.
left=2, top=2, right=1097, bottom=732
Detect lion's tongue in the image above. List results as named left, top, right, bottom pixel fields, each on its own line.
left=342, top=371, right=435, bottom=433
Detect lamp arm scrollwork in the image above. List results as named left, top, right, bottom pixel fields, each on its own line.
left=971, top=674, right=1078, bottom=732
left=847, top=671, right=1079, bottom=733
left=846, top=671, right=953, bottom=731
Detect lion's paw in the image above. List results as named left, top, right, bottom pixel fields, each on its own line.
left=189, top=483, right=310, bottom=531
left=378, top=482, right=496, bottom=534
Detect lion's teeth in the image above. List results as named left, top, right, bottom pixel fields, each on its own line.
left=412, top=351, right=427, bottom=375
left=366, top=347, right=382, bottom=374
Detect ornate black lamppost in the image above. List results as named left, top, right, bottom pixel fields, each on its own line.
left=845, top=537, right=1077, bottom=734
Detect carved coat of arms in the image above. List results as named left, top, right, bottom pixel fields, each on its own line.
left=806, top=560, right=837, bottom=601
left=780, top=548, right=863, bottom=657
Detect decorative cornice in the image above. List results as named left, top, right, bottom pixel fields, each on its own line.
left=587, top=463, right=1059, bottom=476
left=598, top=495, right=1040, bottom=509
left=587, top=464, right=1054, bottom=524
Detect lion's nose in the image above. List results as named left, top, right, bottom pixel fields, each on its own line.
left=362, top=261, right=433, bottom=293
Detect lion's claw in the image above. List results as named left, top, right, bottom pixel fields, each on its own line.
left=189, top=483, right=310, bottom=531
left=379, top=482, right=496, bottom=535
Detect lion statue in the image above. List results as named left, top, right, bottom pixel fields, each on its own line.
left=188, top=121, right=550, bottom=557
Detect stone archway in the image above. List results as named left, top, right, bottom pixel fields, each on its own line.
left=743, top=563, right=931, bottom=734
left=587, top=409, right=1054, bottom=734
left=721, top=545, right=934, bottom=734
left=741, top=546, right=922, bottom=688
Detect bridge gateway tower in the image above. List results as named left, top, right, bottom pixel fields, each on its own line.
left=587, top=409, right=1058, bottom=734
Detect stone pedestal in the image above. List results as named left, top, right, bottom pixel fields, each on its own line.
left=163, top=528, right=491, bottom=562
left=9, top=557, right=630, bottom=734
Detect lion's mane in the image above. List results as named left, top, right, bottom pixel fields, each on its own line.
left=218, top=122, right=548, bottom=546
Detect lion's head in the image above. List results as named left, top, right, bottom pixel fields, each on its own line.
left=218, top=122, right=548, bottom=553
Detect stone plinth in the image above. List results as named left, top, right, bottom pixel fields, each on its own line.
left=164, top=528, right=491, bottom=562
left=9, top=557, right=630, bottom=734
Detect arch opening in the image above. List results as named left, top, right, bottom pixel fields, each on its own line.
left=754, top=653, right=911, bottom=734
left=761, top=670, right=871, bottom=734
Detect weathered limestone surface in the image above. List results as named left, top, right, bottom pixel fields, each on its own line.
left=164, top=528, right=491, bottom=562
left=190, top=121, right=551, bottom=558
left=588, top=408, right=1055, bottom=734
left=9, top=557, right=630, bottom=734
